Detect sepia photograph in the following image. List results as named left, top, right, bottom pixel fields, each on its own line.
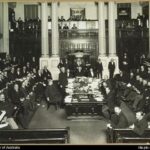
left=0, top=0, right=150, bottom=146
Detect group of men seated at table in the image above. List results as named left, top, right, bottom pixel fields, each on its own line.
left=1, top=55, right=150, bottom=137
left=0, top=56, right=54, bottom=129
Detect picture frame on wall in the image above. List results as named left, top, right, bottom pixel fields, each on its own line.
left=70, top=8, right=85, bottom=21
left=117, top=3, right=131, bottom=20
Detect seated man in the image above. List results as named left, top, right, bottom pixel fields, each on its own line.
left=66, top=68, right=74, bottom=78
left=74, top=66, right=85, bottom=77
left=107, top=106, right=129, bottom=129
left=42, top=66, right=52, bottom=86
left=0, top=93, right=18, bottom=129
left=129, top=111, right=148, bottom=136
left=120, top=82, right=142, bottom=110
left=0, top=110, right=9, bottom=129
left=102, top=86, right=118, bottom=119
left=45, top=79, right=62, bottom=110
left=10, top=83, right=23, bottom=107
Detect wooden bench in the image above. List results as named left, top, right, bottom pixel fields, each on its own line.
left=0, top=127, right=70, bottom=144
left=107, top=128, right=150, bottom=143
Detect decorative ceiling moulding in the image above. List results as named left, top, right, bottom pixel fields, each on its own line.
left=0, top=0, right=149, bottom=3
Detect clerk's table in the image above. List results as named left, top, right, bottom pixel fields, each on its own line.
left=65, top=77, right=106, bottom=120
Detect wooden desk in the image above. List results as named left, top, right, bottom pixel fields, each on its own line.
left=65, top=77, right=105, bottom=120
left=65, top=100, right=105, bottom=120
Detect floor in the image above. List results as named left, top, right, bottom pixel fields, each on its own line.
left=28, top=102, right=108, bottom=144
left=28, top=101, right=135, bottom=144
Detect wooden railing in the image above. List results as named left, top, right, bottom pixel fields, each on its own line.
left=107, top=128, right=150, bottom=143
left=0, top=127, right=70, bottom=144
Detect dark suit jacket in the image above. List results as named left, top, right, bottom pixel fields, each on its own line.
left=66, top=72, right=74, bottom=78
left=108, top=62, right=115, bottom=72
left=133, top=117, right=148, bottom=136
left=42, top=69, right=52, bottom=79
left=22, top=70, right=27, bottom=77
left=105, top=90, right=117, bottom=112
left=111, top=112, right=129, bottom=128
left=45, top=84, right=62, bottom=102
left=35, top=73, right=43, bottom=83
left=16, top=71, right=22, bottom=79
left=8, top=72, right=16, bottom=81
left=59, top=72, right=68, bottom=88
left=74, top=68, right=85, bottom=77
left=96, top=62, right=103, bottom=72
left=10, top=90, right=22, bottom=106
left=0, top=102, right=15, bottom=117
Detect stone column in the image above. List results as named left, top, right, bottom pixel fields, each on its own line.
left=41, top=2, right=49, bottom=57
left=108, top=1, right=116, bottom=56
left=98, top=1, right=106, bottom=56
left=0, top=2, right=9, bottom=55
left=98, top=2, right=108, bottom=79
left=49, top=2, right=60, bottom=80
left=148, top=1, right=150, bottom=58
left=40, top=2, right=50, bottom=74
left=108, top=1, right=119, bottom=77
left=51, top=2, right=59, bottom=56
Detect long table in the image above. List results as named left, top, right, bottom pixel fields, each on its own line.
left=65, top=77, right=106, bottom=120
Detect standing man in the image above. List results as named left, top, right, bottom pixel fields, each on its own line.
left=96, top=58, right=103, bottom=79
left=108, top=59, right=115, bottom=79
left=58, top=67, right=68, bottom=107
left=45, top=79, right=62, bottom=110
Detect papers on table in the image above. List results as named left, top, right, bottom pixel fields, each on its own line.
left=68, top=78, right=75, bottom=83
left=66, top=88, right=73, bottom=94
left=94, top=96, right=103, bottom=102
left=65, top=77, right=104, bottom=102
left=65, top=96, right=72, bottom=103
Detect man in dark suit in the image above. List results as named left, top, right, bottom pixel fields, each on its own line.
left=108, top=59, right=115, bottom=79
left=139, top=65, right=147, bottom=79
left=59, top=67, right=68, bottom=89
left=66, top=69, right=74, bottom=78
left=96, top=58, right=103, bottom=79
left=129, top=111, right=148, bottom=136
left=102, top=86, right=118, bottom=119
left=42, top=66, right=52, bottom=86
left=107, top=106, right=129, bottom=128
left=0, top=93, right=15, bottom=118
left=114, top=70, right=126, bottom=83
left=45, top=79, right=62, bottom=110
left=15, top=68, right=22, bottom=79
left=58, top=67, right=68, bottom=106
left=42, top=66, right=52, bottom=79
left=74, top=66, right=85, bottom=77
left=35, top=69, right=43, bottom=83
left=22, top=66, right=27, bottom=77
left=121, top=53, right=129, bottom=74
left=8, top=67, right=16, bottom=82
left=10, top=83, right=22, bottom=107
left=26, top=62, right=32, bottom=73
